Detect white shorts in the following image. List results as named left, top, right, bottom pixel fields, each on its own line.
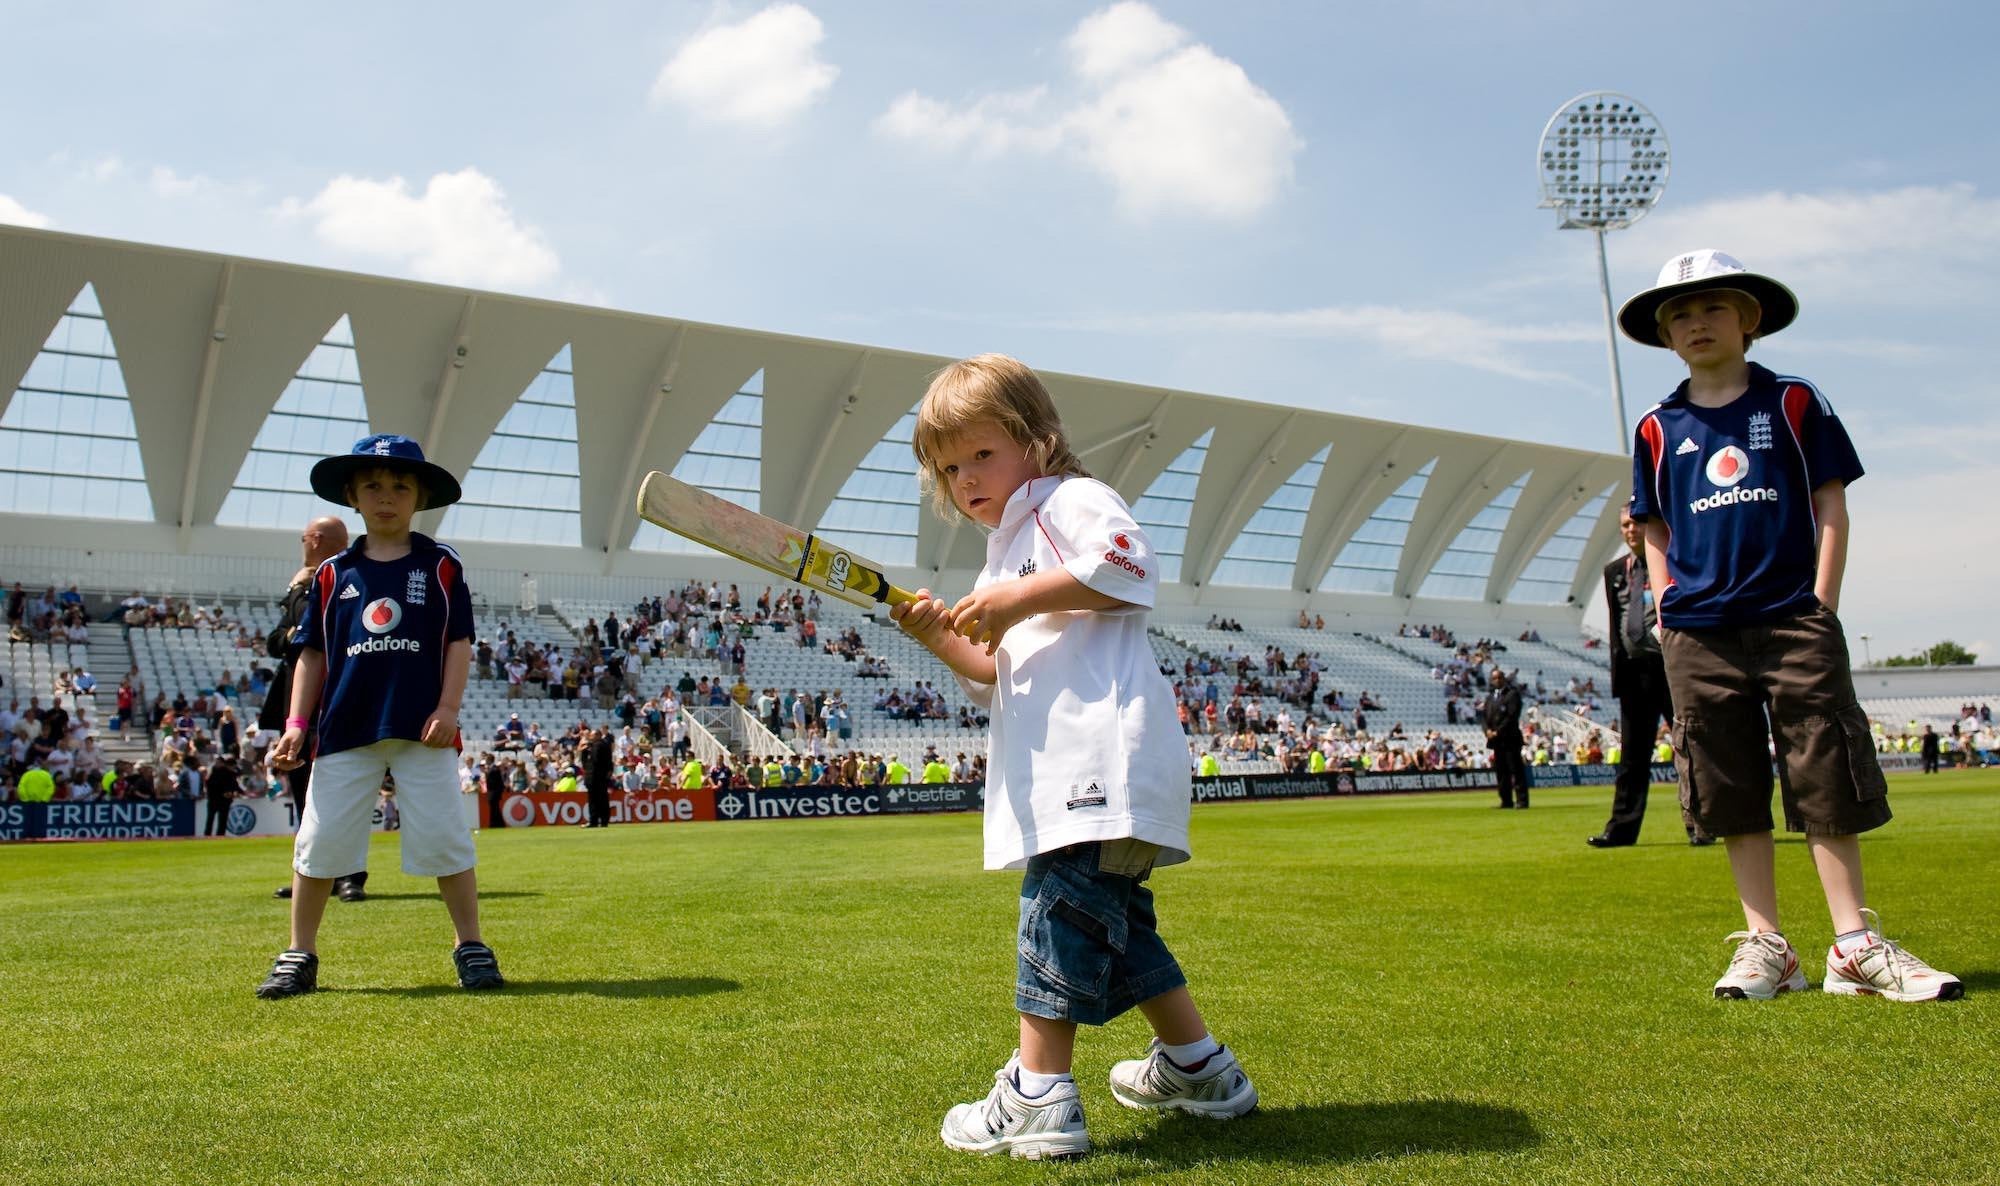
left=293, top=739, right=476, bottom=878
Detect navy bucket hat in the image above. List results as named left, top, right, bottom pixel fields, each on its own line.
left=309, top=434, right=463, bottom=510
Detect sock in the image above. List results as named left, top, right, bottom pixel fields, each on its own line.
left=1014, top=1066, right=1072, bottom=1098
left=1163, top=1034, right=1221, bottom=1073
left=1835, top=927, right=1874, bottom=953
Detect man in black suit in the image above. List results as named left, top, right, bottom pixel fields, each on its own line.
left=583, top=727, right=615, bottom=828
left=265, top=515, right=370, bottom=900
left=203, top=754, right=241, bottom=837
left=1920, top=725, right=1941, bottom=774
left=1589, top=505, right=1706, bottom=848
left=484, top=755, right=510, bottom=826
left=1483, top=667, right=1528, bottom=809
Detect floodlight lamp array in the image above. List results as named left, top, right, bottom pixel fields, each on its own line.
left=1537, top=92, right=1670, bottom=231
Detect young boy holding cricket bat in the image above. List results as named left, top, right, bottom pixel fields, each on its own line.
left=893, top=354, right=1256, bottom=1160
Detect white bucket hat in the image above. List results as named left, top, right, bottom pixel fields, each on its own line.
left=1617, top=249, right=1798, bottom=347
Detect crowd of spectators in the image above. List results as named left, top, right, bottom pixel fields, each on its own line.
left=6, top=583, right=93, bottom=644
left=1166, top=628, right=1488, bottom=773
left=1415, top=631, right=1608, bottom=725
left=1195, top=720, right=1485, bottom=775
left=471, top=725, right=984, bottom=797
left=115, top=590, right=247, bottom=636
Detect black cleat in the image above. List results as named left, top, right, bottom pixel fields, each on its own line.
left=453, top=941, right=506, bottom=991
left=257, top=949, right=319, bottom=999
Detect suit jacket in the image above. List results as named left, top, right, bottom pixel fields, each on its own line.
left=1603, top=555, right=1665, bottom=701
left=259, top=578, right=315, bottom=733
left=585, top=735, right=615, bottom=790
left=206, top=762, right=240, bottom=803
left=1482, top=684, right=1523, bottom=741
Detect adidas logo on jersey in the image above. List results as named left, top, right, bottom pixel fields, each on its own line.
left=1675, top=437, right=1699, bottom=456
left=338, top=584, right=361, bottom=600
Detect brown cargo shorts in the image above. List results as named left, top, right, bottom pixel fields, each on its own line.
left=1660, top=602, right=1890, bottom=837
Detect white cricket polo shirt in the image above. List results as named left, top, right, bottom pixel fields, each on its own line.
left=958, top=475, right=1191, bottom=871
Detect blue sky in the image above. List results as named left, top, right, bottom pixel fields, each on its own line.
left=3, top=1, right=1994, bottom=660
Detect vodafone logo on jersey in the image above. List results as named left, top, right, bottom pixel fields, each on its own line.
left=1112, top=532, right=1133, bottom=550
left=362, top=597, right=403, bottom=634
left=1705, top=446, right=1751, bottom=489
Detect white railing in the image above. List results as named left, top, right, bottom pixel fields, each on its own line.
left=1529, top=704, right=1610, bottom=747
left=681, top=707, right=729, bottom=767
left=732, top=703, right=793, bottom=758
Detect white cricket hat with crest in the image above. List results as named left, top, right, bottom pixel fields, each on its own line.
left=1617, top=249, right=1798, bottom=347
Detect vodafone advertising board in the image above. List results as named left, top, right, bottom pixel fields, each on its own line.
left=487, top=788, right=717, bottom=828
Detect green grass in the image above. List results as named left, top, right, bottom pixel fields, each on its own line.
left=3, top=771, right=1997, bottom=1186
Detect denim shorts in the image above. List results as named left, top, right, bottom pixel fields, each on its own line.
left=1016, top=842, right=1186, bottom=1026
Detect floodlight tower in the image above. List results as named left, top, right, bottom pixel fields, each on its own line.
left=1538, top=92, right=1670, bottom=449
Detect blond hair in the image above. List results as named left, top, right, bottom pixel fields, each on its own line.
left=1655, top=287, right=1762, bottom=350
left=912, top=354, right=1089, bottom=520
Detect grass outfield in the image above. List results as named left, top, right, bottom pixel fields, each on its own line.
left=2, top=772, right=1996, bottom=1186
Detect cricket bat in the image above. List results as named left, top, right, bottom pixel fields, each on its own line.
left=635, top=471, right=919, bottom=612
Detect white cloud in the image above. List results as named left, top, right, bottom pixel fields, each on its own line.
left=1841, top=464, right=2000, bottom=659
left=1067, top=1, right=1187, bottom=79
left=876, top=88, right=1060, bottom=156
left=876, top=2, right=1301, bottom=221
left=277, top=168, right=560, bottom=289
left=1625, top=183, right=2000, bottom=303
left=651, top=3, right=838, bottom=129
left=1050, top=305, right=1597, bottom=385
left=148, top=166, right=210, bottom=199
left=0, top=193, right=51, bottom=228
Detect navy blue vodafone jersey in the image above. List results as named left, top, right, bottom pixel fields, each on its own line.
left=1629, top=364, right=1864, bottom=629
left=292, top=533, right=475, bottom=756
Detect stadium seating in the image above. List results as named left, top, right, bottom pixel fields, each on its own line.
left=3, top=638, right=92, bottom=702
left=1859, top=695, right=2000, bottom=733
left=68, top=577, right=1637, bottom=776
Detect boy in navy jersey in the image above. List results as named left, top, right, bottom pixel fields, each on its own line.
left=1622, top=251, right=1960, bottom=1003
left=256, top=435, right=503, bottom=997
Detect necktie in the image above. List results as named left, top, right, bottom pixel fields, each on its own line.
left=1624, top=556, right=1655, bottom=652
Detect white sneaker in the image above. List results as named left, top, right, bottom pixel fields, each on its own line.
left=1823, top=910, right=1965, bottom=1002
left=939, top=1053, right=1089, bottom=1160
left=1108, top=1039, right=1258, bottom=1118
left=1714, top=931, right=1809, bottom=1000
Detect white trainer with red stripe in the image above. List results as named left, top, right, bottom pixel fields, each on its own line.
left=1714, top=930, right=1809, bottom=1000
left=1823, top=910, right=1964, bottom=1002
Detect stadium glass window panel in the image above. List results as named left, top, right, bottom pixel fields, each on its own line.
left=439, top=346, right=584, bottom=548
left=1319, top=458, right=1437, bottom=594
left=0, top=283, right=152, bottom=522
left=1418, top=472, right=1531, bottom=601
left=817, top=408, right=919, bottom=567
left=1130, top=429, right=1213, bottom=585
left=1507, top=485, right=1616, bottom=604
left=1212, top=445, right=1329, bottom=588
left=633, top=374, right=765, bottom=558
left=217, top=315, right=370, bottom=537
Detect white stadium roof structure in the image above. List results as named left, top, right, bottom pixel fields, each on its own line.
left=1, top=225, right=1628, bottom=626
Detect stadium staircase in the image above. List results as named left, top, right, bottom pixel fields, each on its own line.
left=84, top=621, right=151, bottom=766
